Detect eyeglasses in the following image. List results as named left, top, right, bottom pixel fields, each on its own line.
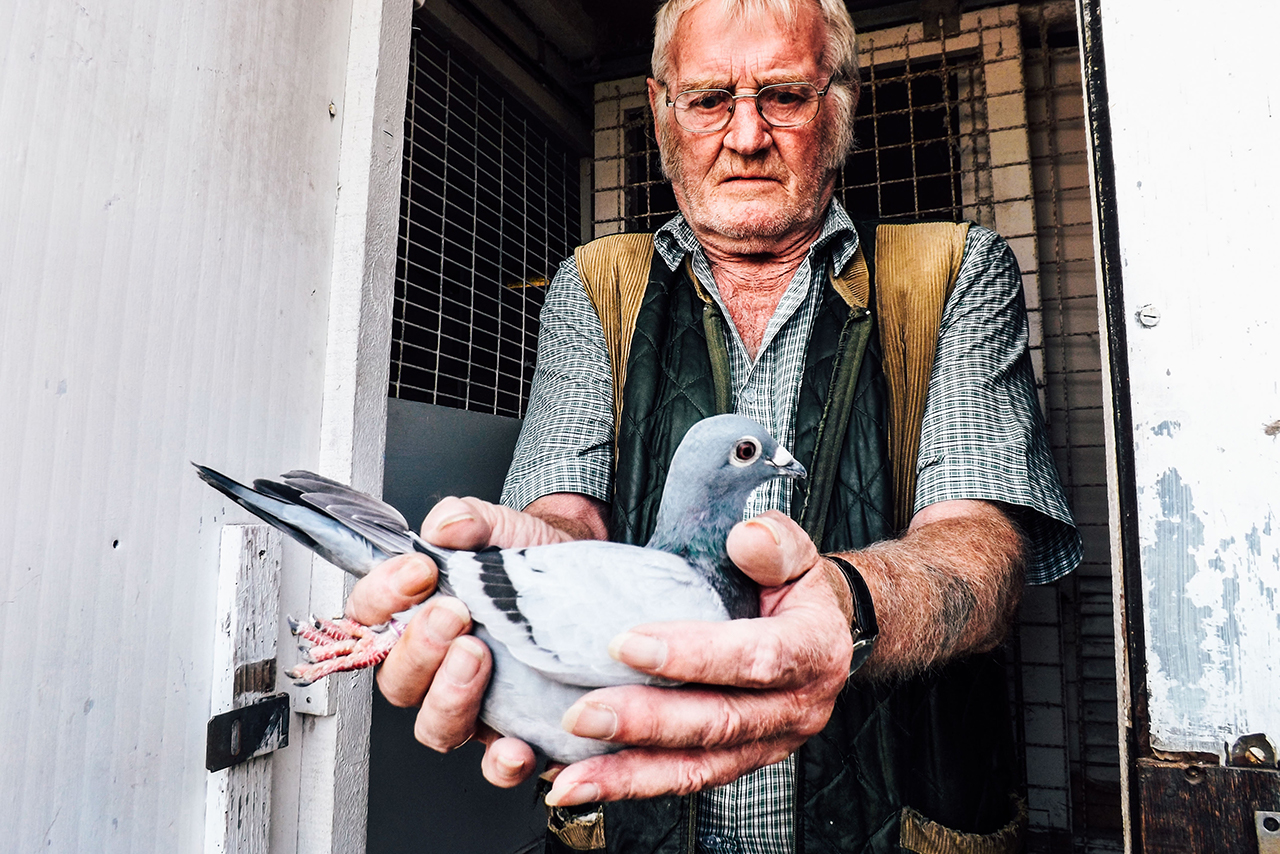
left=664, top=81, right=832, bottom=133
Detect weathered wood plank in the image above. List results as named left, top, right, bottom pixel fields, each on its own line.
left=1139, top=761, right=1280, bottom=853
left=204, top=524, right=283, bottom=854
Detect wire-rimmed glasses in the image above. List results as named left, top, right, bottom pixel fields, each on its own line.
left=664, top=81, right=832, bottom=133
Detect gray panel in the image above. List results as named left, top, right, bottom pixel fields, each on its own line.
left=383, top=397, right=524, bottom=525
left=370, top=399, right=543, bottom=854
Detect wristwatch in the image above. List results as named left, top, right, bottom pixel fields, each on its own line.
left=824, top=555, right=879, bottom=676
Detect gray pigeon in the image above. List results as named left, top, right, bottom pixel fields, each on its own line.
left=195, top=413, right=805, bottom=762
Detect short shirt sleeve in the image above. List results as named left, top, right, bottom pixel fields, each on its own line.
left=500, top=256, right=616, bottom=511
left=914, top=226, right=1083, bottom=584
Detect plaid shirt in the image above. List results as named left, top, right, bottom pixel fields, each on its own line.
left=501, top=200, right=1081, bottom=853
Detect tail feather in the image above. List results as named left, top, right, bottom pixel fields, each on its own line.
left=410, top=535, right=458, bottom=598
left=194, top=463, right=389, bottom=577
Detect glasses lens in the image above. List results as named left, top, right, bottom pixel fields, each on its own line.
left=673, top=89, right=732, bottom=131
left=757, top=84, right=820, bottom=127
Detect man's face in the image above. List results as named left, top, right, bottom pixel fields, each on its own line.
left=648, top=1, right=837, bottom=251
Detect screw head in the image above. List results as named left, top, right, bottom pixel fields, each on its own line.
left=1137, top=305, right=1161, bottom=327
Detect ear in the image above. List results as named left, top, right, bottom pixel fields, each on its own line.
left=647, top=78, right=663, bottom=137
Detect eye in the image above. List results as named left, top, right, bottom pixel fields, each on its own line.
left=730, top=437, right=762, bottom=467
left=681, top=90, right=730, bottom=112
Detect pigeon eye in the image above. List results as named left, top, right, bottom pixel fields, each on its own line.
left=730, top=437, right=762, bottom=466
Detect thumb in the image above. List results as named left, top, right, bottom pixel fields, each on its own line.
left=421, top=496, right=496, bottom=550
left=725, top=510, right=821, bottom=587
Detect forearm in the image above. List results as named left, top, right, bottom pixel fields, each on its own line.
left=836, top=501, right=1025, bottom=680
left=522, top=493, right=611, bottom=542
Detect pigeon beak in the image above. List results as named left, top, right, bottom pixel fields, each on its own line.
left=766, top=446, right=806, bottom=480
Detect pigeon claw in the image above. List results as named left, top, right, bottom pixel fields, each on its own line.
left=286, top=613, right=400, bottom=685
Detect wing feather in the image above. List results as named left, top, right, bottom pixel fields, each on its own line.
left=443, top=540, right=729, bottom=687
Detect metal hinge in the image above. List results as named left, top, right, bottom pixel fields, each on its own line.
left=1259, top=812, right=1280, bottom=854
left=205, top=692, right=290, bottom=772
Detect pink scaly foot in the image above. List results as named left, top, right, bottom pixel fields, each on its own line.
left=286, top=615, right=404, bottom=685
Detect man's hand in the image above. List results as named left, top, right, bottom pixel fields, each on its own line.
left=543, top=500, right=1024, bottom=806
left=345, top=495, right=590, bottom=788
left=544, top=510, right=854, bottom=806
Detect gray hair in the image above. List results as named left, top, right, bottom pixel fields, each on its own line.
left=651, top=0, right=860, bottom=168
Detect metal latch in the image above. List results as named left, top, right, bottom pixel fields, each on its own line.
left=1259, top=811, right=1280, bottom=854
left=205, top=692, right=290, bottom=772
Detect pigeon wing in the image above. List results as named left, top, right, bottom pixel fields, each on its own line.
left=442, top=540, right=731, bottom=687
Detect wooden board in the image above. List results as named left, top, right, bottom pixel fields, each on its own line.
left=205, top=525, right=283, bottom=854
left=1138, top=761, right=1280, bottom=853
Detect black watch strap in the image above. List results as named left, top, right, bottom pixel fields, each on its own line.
left=825, top=555, right=879, bottom=676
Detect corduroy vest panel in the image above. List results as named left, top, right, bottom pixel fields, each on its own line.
left=593, top=250, right=1018, bottom=854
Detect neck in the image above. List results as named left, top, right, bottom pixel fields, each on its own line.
left=700, top=226, right=822, bottom=360
left=646, top=500, right=758, bottom=619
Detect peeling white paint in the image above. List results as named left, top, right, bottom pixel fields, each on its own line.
left=1102, top=0, right=1280, bottom=756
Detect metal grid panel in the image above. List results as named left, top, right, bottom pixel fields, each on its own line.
left=1022, top=10, right=1122, bottom=852
left=839, top=56, right=976, bottom=221
left=390, top=24, right=581, bottom=418
left=589, top=58, right=986, bottom=235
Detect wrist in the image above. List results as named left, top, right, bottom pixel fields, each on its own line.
left=824, top=555, right=879, bottom=676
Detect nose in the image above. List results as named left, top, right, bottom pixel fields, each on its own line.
left=722, top=96, right=772, bottom=156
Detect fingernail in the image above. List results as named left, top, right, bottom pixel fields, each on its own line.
left=444, top=637, right=484, bottom=683
left=546, top=781, right=601, bottom=807
left=429, top=510, right=475, bottom=535
left=744, top=516, right=783, bottom=545
left=392, top=557, right=436, bottom=597
left=608, top=632, right=667, bottom=670
left=561, top=702, right=618, bottom=740
left=425, top=598, right=468, bottom=644
left=539, top=767, right=563, bottom=783
left=497, top=754, right=527, bottom=777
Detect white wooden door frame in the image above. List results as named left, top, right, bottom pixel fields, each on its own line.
left=277, top=1, right=412, bottom=852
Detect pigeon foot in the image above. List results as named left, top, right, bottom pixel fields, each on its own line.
left=286, top=615, right=400, bottom=685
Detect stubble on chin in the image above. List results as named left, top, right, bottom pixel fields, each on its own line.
left=656, top=113, right=832, bottom=245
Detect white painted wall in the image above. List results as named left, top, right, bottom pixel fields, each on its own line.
left=0, top=0, right=408, bottom=851
left=1098, top=0, right=1280, bottom=755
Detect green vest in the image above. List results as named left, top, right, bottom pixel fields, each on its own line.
left=558, top=224, right=1024, bottom=854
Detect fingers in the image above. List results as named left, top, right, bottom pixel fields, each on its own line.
left=726, top=510, right=821, bottom=587
left=346, top=553, right=438, bottom=625
left=373, top=595, right=495, bottom=757
left=544, top=738, right=797, bottom=807
left=376, top=596, right=472, bottom=706
left=544, top=573, right=855, bottom=808
left=421, top=496, right=497, bottom=550
left=608, top=620, right=817, bottom=689
left=406, top=634, right=491, bottom=752
left=561, top=682, right=834, bottom=751
left=423, top=495, right=580, bottom=550
left=480, top=736, right=539, bottom=788
left=611, top=579, right=852, bottom=688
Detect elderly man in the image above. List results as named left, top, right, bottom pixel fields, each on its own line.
left=350, top=0, right=1081, bottom=851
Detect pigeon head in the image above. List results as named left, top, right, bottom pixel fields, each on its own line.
left=662, top=414, right=805, bottom=509
left=647, top=415, right=806, bottom=610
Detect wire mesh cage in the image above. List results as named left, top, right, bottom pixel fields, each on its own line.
left=390, top=24, right=581, bottom=418
left=594, top=55, right=988, bottom=235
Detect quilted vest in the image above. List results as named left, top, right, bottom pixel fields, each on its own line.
left=553, top=224, right=1024, bottom=854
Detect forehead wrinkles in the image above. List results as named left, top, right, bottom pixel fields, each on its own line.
left=667, top=11, right=824, bottom=91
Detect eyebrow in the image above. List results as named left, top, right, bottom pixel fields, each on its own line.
left=673, top=75, right=814, bottom=92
